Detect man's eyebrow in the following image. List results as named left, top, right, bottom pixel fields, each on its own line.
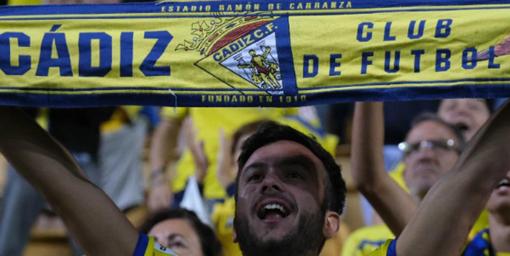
left=241, top=154, right=320, bottom=177
left=276, top=155, right=317, bottom=170
left=167, top=233, right=185, bottom=242
left=242, top=162, right=267, bottom=174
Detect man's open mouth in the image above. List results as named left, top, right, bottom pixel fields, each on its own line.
left=454, top=122, right=470, bottom=132
left=497, top=178, right=510, bottom=189
left=257, top=202, right=290, bottom=220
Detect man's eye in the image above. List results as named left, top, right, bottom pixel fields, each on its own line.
left=247, top=174, right=262, bottom=182
left=285, top=170, right=304, bottom=180
left=168, top=241, right=186, bottom=249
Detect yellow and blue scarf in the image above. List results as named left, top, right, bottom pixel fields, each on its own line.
left=1, top=0, right=510, bottom=107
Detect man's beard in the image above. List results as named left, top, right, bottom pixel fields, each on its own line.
left=234, top=208, right=326, bottom=256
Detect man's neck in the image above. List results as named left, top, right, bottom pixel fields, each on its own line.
left=489, top=213, right=510, bottom=252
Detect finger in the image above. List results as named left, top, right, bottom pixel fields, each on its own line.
left=198, top=140, right=209, bottom=171
left=182, top=117, right=194, bottom=146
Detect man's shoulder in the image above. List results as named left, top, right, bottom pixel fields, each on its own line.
left=342, top=225, right=394, bottom=256
left=463, top=228, right=493, bottom=256
left=368, top=239, right=397, bottom=256
left=346, top=224, right=394, bottom=247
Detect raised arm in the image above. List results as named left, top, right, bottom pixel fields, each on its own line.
left=351, top=102, right=417, bottom=235
left=148, top=114, right=184, bottom=212
left=0, top=108, right=138, bottom=256
left=397, top=102, right=510, bottom=256
left=184, top=117, right=208, bottom=183
left=216, top=129, right=236, bottom=191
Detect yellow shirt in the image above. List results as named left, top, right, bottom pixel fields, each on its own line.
left=211, top=197, right=242, bottom=256
left=388, top=163, right=408, bottom=193
left=342, top=225, right=393, bottom=256
left=101, top=106, right=142, bottom=133
left=368, top=240, right=395, bottom=256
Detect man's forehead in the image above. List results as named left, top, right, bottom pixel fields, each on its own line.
left=246, top=140, right=318, bottom=160
left=406, top=120, right=455, bottom=142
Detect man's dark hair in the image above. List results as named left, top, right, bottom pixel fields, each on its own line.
left=230, top=119, right=272, bottom=156
left=411, top=112, right=466, bottom=151
left=236, top=121, right=346, bottom=214
left=140, top=208, right=222, bottom=256
left=482, top=99, right=494, bottom=113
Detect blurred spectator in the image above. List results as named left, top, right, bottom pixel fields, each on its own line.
left=99, top=106, right=150, bottom=212
left=344, top=99, right=491, bottom=256
left=438, top=98, right=492, bottom=141
left=343, top=102, right=491, bottom=256
left=361, top=99, right=489, bottom=226
left=140, top=208, right=222, bottom=256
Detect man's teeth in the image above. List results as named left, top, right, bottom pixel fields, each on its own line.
left=497, top=178, right=510, bottom=188
left=264, top=203, right=285, bottom=213
left=260, top=203, right=289, bottom=218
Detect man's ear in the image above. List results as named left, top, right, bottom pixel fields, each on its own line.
left=323, top=211, right=340, bottom=239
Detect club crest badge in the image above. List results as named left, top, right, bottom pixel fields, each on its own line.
left=224, top=43, right=282, bottom=90
left=176, top=15, right=289, bottom=95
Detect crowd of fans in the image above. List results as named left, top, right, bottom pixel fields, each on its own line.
left=0, top=97, right=508, bottom=256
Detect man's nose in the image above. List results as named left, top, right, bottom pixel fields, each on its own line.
left=413, top=147, right=436, bottom=160
left=260, top=173, right=283, bottom=193
left=453, top=107, right=471, bottom=117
